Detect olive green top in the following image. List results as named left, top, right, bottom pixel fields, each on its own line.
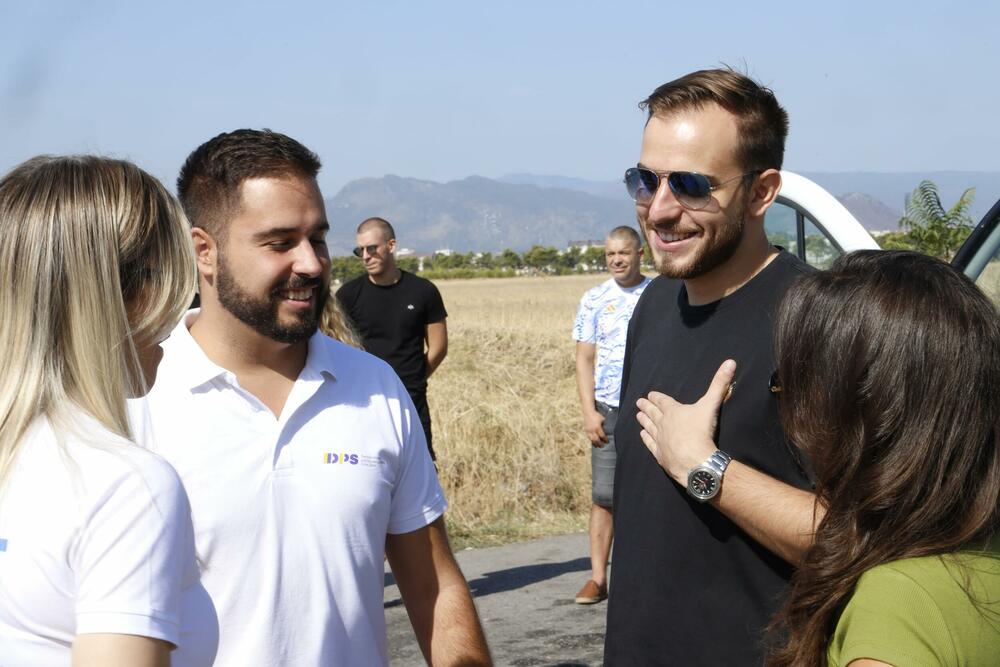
left=828, top=543, right=1000, bottom=666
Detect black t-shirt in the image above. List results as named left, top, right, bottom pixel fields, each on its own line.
left=336, top=270, right=447, bottom=393
left=604, top=251, right=813, bottom=666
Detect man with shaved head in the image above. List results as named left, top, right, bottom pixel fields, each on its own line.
left=571, top=226, right=650, bottom=605
left=336, top=218, right=448, bottom=458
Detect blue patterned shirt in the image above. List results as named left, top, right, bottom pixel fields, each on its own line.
left=572, top=276, right=651, bottom=407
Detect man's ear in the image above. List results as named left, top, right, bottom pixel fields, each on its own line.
left=387, top=238, right=397, bottom=255
left=191, top=227, right=217, bottom=280
left=746, top=169, right=782, bottom=219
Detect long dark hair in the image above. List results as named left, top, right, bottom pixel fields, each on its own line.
left=767, top=250, right=1000, bottom=666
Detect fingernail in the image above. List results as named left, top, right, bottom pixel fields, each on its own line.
left=722, top=359, right=736, bottom=374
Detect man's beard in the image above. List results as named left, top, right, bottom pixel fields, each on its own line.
left=648, top=195, right=748, bottom=280
left=215, top=252, right=327, bottom=344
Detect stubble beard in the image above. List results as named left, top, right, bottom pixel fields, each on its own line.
left=215, top=251, right=327, bottom=344
left=647, top=195, right=749, bottom=280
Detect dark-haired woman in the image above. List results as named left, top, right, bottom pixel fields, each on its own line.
left=637, top=250, right=1000, bottom=666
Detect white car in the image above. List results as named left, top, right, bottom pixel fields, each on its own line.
left=768, top=170, right=879, bottom=267
left=774, top=171, right=1000, bottom=305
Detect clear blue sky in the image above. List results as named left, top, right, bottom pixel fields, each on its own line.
left=2, top=0, right=997, bottom=199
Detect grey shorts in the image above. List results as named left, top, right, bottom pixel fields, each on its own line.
left=591, top=401, right=617, bottom=508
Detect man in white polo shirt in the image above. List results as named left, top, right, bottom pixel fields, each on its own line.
left=134, top=129, right=490, bottom=666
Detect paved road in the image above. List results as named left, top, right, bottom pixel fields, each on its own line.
left=385, top=532, right=607, bottom=666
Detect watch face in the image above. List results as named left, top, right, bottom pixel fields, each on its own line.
left=689, top=469, right=718, bottom=498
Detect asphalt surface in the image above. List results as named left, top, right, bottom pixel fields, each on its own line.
left=384, top=532, right=607, bottom=666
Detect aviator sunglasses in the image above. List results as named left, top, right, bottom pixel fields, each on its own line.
left=623, top=166, right=757, bottom=210
left=352, top=244, right=381, bottom=258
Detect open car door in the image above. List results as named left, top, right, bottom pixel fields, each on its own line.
left=951, top=197, right=1000, bottom=307
left=768, top=171, right=879, bottom=268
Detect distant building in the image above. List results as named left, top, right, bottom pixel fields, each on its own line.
left=567, top=239, right=603, bottom=253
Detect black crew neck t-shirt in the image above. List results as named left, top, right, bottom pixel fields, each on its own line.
left=336, top=270, right=447, bottom=393
left=604, top=251, right=813, bottom=666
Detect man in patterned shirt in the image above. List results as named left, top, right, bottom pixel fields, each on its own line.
left=571, top=225, right=650, bottom=604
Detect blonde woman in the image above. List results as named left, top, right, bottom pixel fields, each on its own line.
left=320, top=286, right=363, bottom=348
left=0, top=156, right=218, bottom=666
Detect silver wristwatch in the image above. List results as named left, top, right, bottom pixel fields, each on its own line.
left=686, top=450, right=732, bottom=502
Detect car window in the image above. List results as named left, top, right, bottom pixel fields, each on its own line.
left=764, top=200, right=799, bottom=256
left=765, top=200, right=842, bottom=269
left=975, top=259, right=1000, bottom=306
left=952, top=200, right=1000, bottom=309
left=966, top=233, right=1000, bottom=307
left=804, top=218, right=839, bottom=269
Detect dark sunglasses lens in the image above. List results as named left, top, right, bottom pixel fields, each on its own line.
left=668, top=172, right=711, bottom=200
left=352, top=246, right=363, bottom=258
left=624, top=168, right=659, bottom=202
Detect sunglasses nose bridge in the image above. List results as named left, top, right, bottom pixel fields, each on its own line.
left=645, top=175, right=688, bottom=217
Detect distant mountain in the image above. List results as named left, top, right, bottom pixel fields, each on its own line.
left=801, top=172, right=998, bottom=224
left=502, top=171, right=999, bottom=223
left=499, top=173, right=625, bottom=200
left=324, top=171, right=1000, bottom=254
left=325, top=175, right=635, bottom=254
left=835, top=193, right=901, bottom=233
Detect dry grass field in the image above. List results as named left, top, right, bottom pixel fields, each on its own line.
left=428, top=273, right=609, bottom=547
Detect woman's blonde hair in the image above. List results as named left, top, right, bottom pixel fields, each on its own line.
left=319, top=291, right=363, bottom=348
left=0, top=156, right=196, bottom=487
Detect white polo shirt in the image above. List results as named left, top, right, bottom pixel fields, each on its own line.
left=131, top=311, right=447, bottom=667
left=0, top=411, right=218, bottom=667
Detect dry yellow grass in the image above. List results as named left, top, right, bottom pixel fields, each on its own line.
left=428, top=274, right=608, bottom=547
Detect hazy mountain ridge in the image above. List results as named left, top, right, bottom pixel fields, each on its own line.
left=326, top=174, right=634, bottom=254
left=325, top=172, right=999, bottom=253
left=835, top=192, right=902, bottom=232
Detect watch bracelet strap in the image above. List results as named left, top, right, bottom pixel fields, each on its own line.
left=706, top=450, right=731, bottom=475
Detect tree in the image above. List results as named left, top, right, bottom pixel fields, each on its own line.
left=523, top=245, right=560, bottom=271
left=582, top=246, right=607, bottom=271
left=330, top=255, right=365, bottom=282
left=397, top=256, right=421, bottom=273
left=432, top=252, right=468, bottom=270
left=560, top=246, right=582, bottom=270
left=883, top=180, right=975, bottom=261
left=496, top=249, right=522, bottom=269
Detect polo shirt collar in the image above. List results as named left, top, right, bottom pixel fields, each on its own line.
left=164, top=310, right=339, bottom=391
left=165, top=310, right=229, bottom=390
left=303, top=332, right=339, bottom=383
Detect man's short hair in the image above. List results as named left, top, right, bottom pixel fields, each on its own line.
left=177, top=129, right=321, bottom=240
left=607, top=226, right=642, bottom=249
left=640, top=68, right=789, bottom=173
left=357, top=217, right=396, bottom=241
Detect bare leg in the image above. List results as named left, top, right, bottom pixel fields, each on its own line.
left=589, top=503, right=613, bottom=586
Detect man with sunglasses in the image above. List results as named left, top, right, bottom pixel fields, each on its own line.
left=604, top=69, right=815, bottom=665
left=337, top=217, right=448, bottom=459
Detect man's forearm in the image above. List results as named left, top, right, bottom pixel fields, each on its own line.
left=387, top=519, right=491, bottom=666
left=575, top=344, right=598, bottom=418
left=410, top=577, right=492, bottom=666
left=426, top=350, right=446, bottom=377
left=712, top=460, right=824, bottom=565
left=425, top=321, right=448, bottom=378
left=636, top=363, right=825, bottom=566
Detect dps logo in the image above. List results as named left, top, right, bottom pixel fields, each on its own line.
left=323, top=452, right=359, bottom=465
